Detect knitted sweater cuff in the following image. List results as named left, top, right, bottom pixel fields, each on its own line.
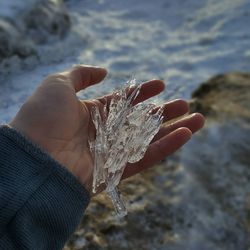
left=0, top=125, right=90, bottom=248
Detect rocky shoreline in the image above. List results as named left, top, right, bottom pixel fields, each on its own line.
left=65, top=73, right=250, bottom=250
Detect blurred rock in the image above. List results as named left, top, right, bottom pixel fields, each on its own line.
left=0, top=19, right=35, bottom=61
left=0, top=19, right=19, bottom=58
left=0, top=0, right=71, bottom=62
left=24, top=0, right=71, bottom=44
left=190, top=72, right=250, bottom=122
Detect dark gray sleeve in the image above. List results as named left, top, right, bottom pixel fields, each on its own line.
left=0, top=125, right=90, bottom=250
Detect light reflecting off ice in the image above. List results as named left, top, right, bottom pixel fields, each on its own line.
left=89, top=80, right=163, bottom=217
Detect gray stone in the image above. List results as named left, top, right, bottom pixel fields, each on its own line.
left=24, top=0, right=71, bottom=44
left=190, top=72, right=250, bottom=122
left=0, top=0, right=71, bottom=62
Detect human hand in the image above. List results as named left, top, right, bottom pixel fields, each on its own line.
left=10, top=65, right=205, bottom=194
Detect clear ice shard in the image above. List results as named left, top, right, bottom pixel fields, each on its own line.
left=89, top=80, right=164, bottom=217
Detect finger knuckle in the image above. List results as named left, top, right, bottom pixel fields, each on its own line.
left=43, top=73, right=68, bottom=84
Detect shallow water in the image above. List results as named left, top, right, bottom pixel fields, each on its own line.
left=0, top=0, right=250, bottom=123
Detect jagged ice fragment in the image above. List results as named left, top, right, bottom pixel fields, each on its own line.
left=89, top=80, right=164, bottom=217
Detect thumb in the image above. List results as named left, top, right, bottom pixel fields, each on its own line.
left=67, top=65, right=107, bottom=92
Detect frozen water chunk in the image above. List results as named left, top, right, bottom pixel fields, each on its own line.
left=89, top=80, right=163, bottom=217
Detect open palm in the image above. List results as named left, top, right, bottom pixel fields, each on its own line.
left=10, top=65, right=204, bottom=194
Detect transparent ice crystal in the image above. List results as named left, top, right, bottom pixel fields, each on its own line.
left=89, top=80, right=164, bottom=217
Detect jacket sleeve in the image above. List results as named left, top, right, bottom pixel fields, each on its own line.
left=0, top=125, right=90, bottom=250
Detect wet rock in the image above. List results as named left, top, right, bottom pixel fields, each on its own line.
left=0, top=19, right=19, bottom=58
left=0, top=19, right=35, bottom=62
left=190, top=72, right=250, bottom=121
left=24, top=0, right=71, bottom=44
left=0, top=0, right=71, bottom=62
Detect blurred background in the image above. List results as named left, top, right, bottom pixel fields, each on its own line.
left=0, top=0, right=249, bottom=249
